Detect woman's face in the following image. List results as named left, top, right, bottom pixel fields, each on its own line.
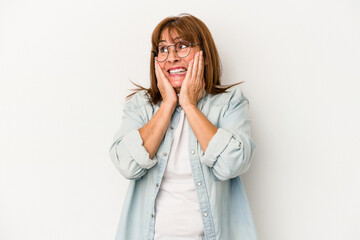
left=157, top=29, right=200, bottom=93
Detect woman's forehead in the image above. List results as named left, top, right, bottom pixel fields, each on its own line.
left=159, top=28, right=180, bottom=42
left=158, top=27, right=195, bottom=44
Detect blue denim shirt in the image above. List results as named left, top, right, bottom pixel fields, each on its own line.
left=109, top=86, right=257, bottom=240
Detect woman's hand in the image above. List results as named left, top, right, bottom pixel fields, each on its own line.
left=137, top=62, right=178, bottom=159
left=178, top=50, right=217, bottom=154
left=179, top=51, right=205, bottom=109
left=154, top=61, right=178, bottom=109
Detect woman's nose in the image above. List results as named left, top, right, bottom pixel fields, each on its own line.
left=167, top=46, right=179, bottom=62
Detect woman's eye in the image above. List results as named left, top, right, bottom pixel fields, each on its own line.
left=178, top=42, right=189, bottom=49
left=159, top=46, right=168, bottom=53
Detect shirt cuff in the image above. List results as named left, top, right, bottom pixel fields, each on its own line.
left=200, top=128, right=233, bottom=167
left=122, top=129, right=158, bottom=169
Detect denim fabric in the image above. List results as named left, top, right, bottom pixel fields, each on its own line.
left=109, top=86, right=257, bottom=240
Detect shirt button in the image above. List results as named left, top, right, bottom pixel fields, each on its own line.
left=156, top=183, right=159, bottom=187
left=237, top=141, right=242, bottom=147
left=197, top=182, right=202, bottom=186
left=203, top=212, right=208, bottom=217
left=170, top=126, right=174, bottom=130
left=151, top=213, right=155, bottom=218
left=163, top=152, right=167, bottom=156
left=191, top=150, right=195, bottom=154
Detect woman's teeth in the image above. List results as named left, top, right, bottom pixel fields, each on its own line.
left=169, top=68, right=187, bottom=74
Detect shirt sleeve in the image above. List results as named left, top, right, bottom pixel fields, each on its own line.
left=109, top=95, right=158, bottom=180
left=199, top=90, right=256, bottom=181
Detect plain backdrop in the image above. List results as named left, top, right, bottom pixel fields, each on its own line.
left=1, top=0, right=359, bottom=239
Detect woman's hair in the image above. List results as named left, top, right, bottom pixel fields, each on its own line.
left=127, top=13, right=243, bottom=105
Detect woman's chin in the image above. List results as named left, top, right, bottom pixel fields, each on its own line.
left=167, top=72, right=186, bottom=88
left=169, top=80, right=183, bottom=89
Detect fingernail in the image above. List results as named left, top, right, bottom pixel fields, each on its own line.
left=200, top=51, right=203, bottom=56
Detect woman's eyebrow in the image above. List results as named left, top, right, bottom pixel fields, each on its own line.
left=159, top=37, right=183, bottom=43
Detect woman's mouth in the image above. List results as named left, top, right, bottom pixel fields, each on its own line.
left=168, top=68, right=187, bottom=75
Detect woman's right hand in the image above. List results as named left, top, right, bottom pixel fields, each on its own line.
left=135, top=62, right=177, bottom=159
left=154, top=61, right=178, bottom=109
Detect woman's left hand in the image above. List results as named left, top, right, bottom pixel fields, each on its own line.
left=179, top=50, right=205, bottom=109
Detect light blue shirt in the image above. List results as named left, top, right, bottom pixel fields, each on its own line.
left=109, top=86, right=258, bottom=240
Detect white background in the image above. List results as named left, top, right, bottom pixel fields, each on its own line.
left=1, top=0, right=359, bottom=239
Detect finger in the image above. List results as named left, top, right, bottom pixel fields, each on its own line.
left=192, top=52, right=200, bottom=81
left=156, top=63, right=166, bottom=80
left=181, top=59, right=194, bottom=94
left=192, top=52, right=199, bottom=82
left=154, top=61, right=161, bottom=80
left=155, top=62, right=167, bottom=84
left=185, top=59, right=194, bottom=82
left=155, top=62, right=168, bottom=91
left=196, top=51, right=204, bottom=83
left=193, top=51, right=202, bottom=90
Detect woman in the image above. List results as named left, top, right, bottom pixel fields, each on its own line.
left=109, top=13, right=257, bottom=240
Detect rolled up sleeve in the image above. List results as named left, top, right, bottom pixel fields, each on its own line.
left=200, top=128, right=233, bottom=167
left=199, top=92, right=256, bottom=181
left=109, top=96, right=158, bottom=180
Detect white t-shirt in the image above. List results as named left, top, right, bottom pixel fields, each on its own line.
left=154, top=108, right=205, bottom=240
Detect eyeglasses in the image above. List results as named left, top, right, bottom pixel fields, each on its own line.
left=152, top=40, right=200, bottom=62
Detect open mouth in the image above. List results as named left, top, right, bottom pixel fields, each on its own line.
left=168, top=68, right=187, bottom=75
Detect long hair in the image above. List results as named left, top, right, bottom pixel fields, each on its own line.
left=126, top=13, right=243, bottom=104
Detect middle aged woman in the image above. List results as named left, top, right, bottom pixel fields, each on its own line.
left=109, top=13, right=257, bottom=240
